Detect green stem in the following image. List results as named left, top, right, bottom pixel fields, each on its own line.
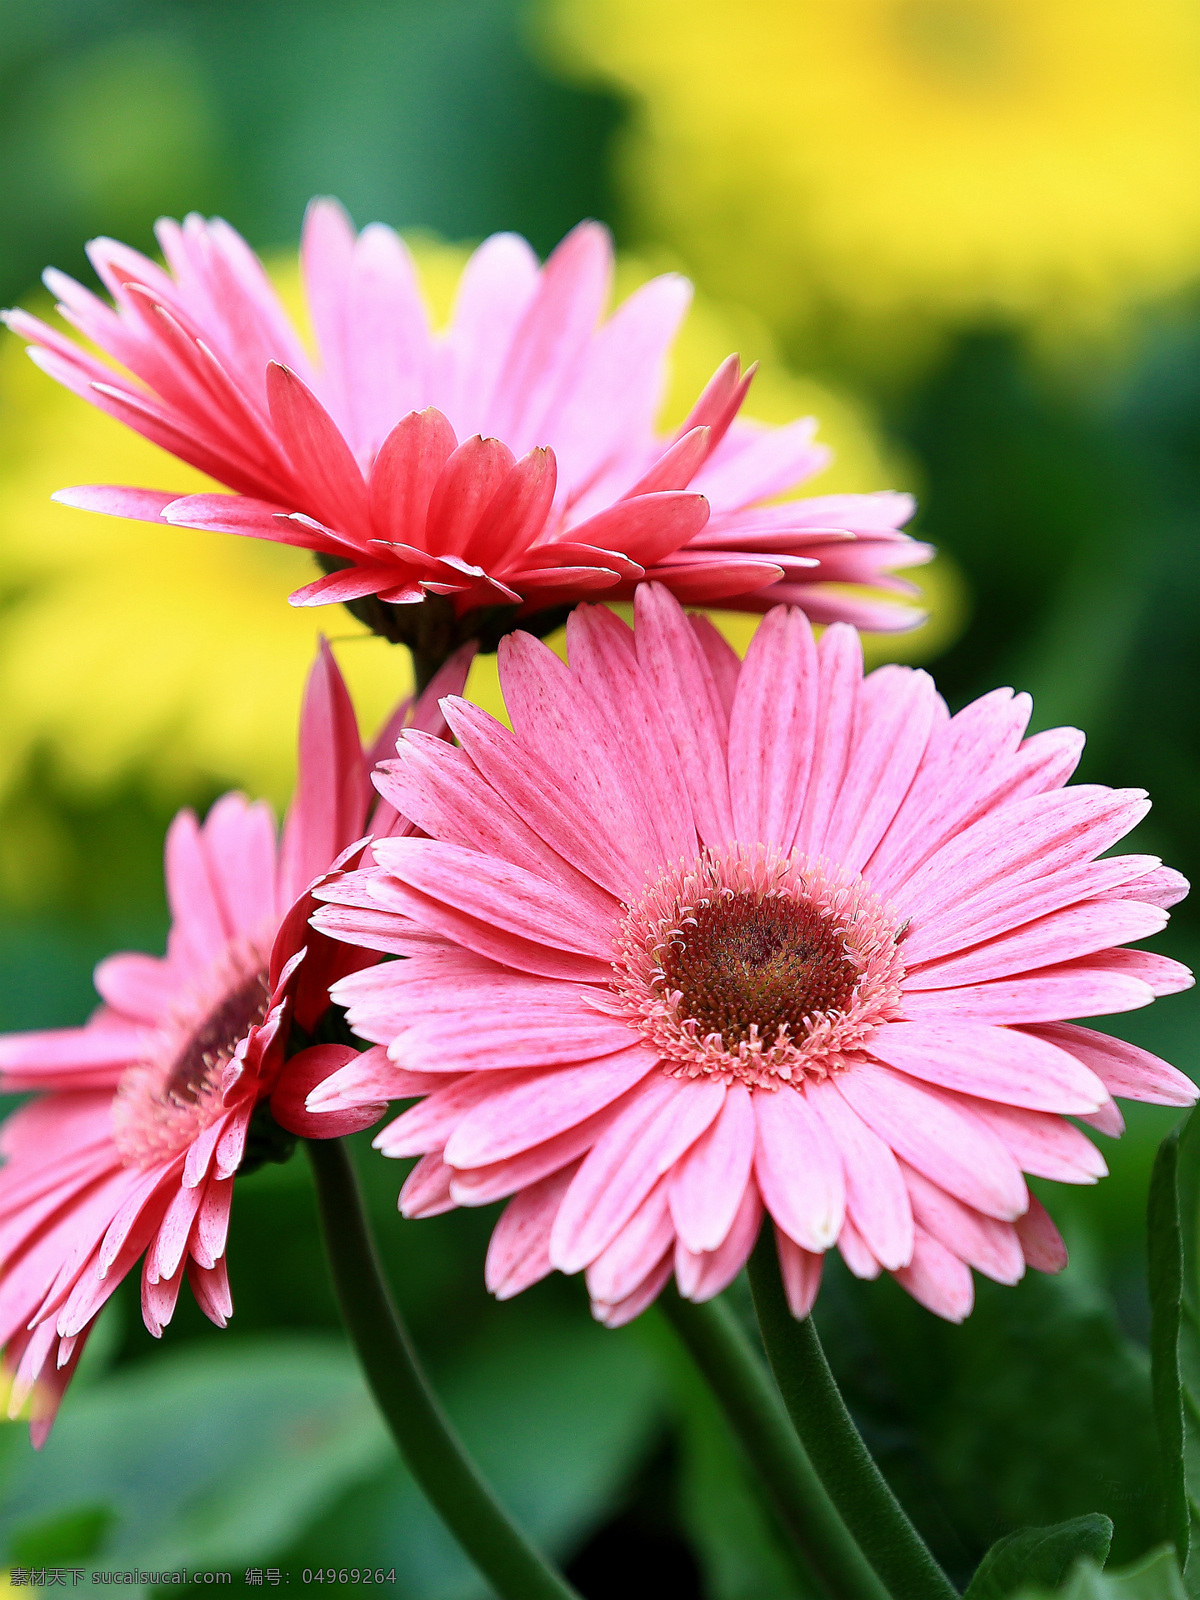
left=306, top=1139, right=582, bottom=1600
left=746, top=1233, right=958, bottom=1600
left=659, top=1288, right=892, bottom=1600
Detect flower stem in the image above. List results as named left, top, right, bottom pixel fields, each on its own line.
left=306, top=1138, right=582, bottom=1600
left=745, top=1233, right=958, bottom=1600
left=658, top=1287, right=892, bottom=1600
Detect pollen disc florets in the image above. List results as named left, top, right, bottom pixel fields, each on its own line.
left=612, top=845, right=906, bottom=1089
left=112, top=940, right=273, bottom=1166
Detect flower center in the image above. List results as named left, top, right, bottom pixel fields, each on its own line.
left=660, top=893, right=860, bottom=1051
left=610, top=845, right=905, bottom=1090
left=161, top=971, right=271, bottom=1107
left=113, top=956, right=272, bottom=1166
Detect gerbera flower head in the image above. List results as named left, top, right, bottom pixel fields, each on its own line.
left=0, top=641, right=470, bottom=1443
left=3, top=203, right=927, bottom=653
left=312, top=585, right=1196, bottom=1329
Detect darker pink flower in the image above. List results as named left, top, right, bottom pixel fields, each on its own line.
left=0, top=642, right=469, bottom=1442
left=4, top=203, right=926, bottom=634
left=312, top=586, right=1196, bottom=1328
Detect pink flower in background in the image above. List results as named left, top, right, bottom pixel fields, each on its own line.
left=0, top=642, right=470, bottom=1443
left=4, top=203, right=926, bottom=629
left=312, top=585, right=1195, bottom=1328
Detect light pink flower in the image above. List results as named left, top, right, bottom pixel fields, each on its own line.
left=4, top=203, right=926, bottom=631
left=312, top=585, right=1196, bottom=1328
left=0, top=642, right=469, bottom=1443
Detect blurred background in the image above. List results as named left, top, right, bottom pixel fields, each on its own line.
left=2, top=0, right=1200, bottom=1592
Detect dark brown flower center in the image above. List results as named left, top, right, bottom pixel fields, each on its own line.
left=162, top=970, right=271, bottom=1106
left=659, top=893, right=859, bottom=1050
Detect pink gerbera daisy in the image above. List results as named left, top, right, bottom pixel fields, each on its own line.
left=311, top=585, right=1196, bottom=1329
left=3, top=203, right=927, bottom=642
left=0, top=641, right=469, bottom=1443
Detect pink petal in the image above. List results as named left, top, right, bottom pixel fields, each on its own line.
left=271, top=1045, right=384, bottom=1138
left=551, top=1075, right=726, bottom=1273
left=865, top=688, right=1032, bottom=891
left=399, top=1153, right=457, bottom=1218
left=488, top=221, right=612, bottom=453
left=866, top=1021, right=1108, bottom=1114
left=463, top=446, right=558, bottom=568
left=592, top=1249, right=674, bottom=1328
left=265, top=361, right=368, bottom=536
left=370, top=837, right=614, bottom=960
left=277, top=641, right=368, bottom=904
left=633, top=584, right=734, bottom=848
left=342, top=223, right=433, bottom=458
left=362, top=873, right=610, bottom=983
left=900, top=962, right=1156, bottom=1025
left=900, top=1162, right=1023, bottom=1285
left=794, top=625, right=863, bottom=857
left=51, top=485, right=176, bottom=522
left=586, top=1177, right=675, bottom=1305
left=440, top=697, right=639, bottom=901
left=450, top=1094, right=637, bottom=1207
left=141, top=1258, right=184, bottom=1339
left=892, top=1227, right=974, bottom=1322
left=896, top=786, right=1152, bottom=930
left=188, top=1257, right=233, bottom=1326
left=0, top=1021, right=146, bottom=1090
left=837, top=1216, right=881, bottom=1280
left=688, top=614, right=740, bottom=722
left=753, top=1087, right=845, bottom=1251
left=950, top=1095, right=1107, bottom=1184
left=377, top=1071, right=528, bottom=1159
left=904, top=901, right=1168, bottom=992
left=498, top=631, right=673, bottom=889
left=566, top=604, right=697, bottom=864
left=835, top=1063, right=1028, bottom=1221
left=368, top=408, right=458, bottom=547
left=819, top=665, right=940, bottom=873
left=1015, top=1196, right=1068, bottom=1273
left=375, top=733, right=620, bottom=919
left=898, top=852, right=1162, bottom=967
left=1109, top=865, right=1189, bottom=909
left=775, top=1227, right=824, bottom=1318
left=164, top=810, right=233, bottom=968
left=442, top=232, right=540, bottom=434
left=423, top=434, right=517, bottom=557
left=668, top=1082, right=756, bottom=1254
left=444, top=1047, right=658, bottom=1167
left=289, top=565, right=403, bottom=606
left=805, top=1079, right=913, bottom=1271
left=553, top=273, right=693, bottom=494
left=485, top=1164, right=579, bottom=1300
left=567, top=491, right=711, bottom=570
left=203, top=793, right=280, bottom=940
left=675, top=1180, right=763, bottom=1301
left=727, top=607, right=817, bottom=852
left=1020, top=1021, right=1197, bottom=1107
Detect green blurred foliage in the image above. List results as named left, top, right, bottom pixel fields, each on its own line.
left=3, top=0, right=1200, bottom=1593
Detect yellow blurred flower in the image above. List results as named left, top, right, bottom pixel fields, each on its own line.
left=0, top=238, right=957, bottom=808
left=548, top=0, right=1200, bottom=332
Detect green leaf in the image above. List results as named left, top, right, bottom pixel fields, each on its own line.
left=0, top=1335, right=391, bottom=1573
left=964, top=1514, right=1113, bottom=1599
left=1011, top=1544, right=1187, bottom=1599
left=1148, top=1108, right=1200, bottom=1594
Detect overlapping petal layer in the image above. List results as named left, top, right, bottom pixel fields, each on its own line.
left=0, top=645, right=470, bottom=1441
left=4, top=204, right=927, bottom=628
left=314, top=585, right=1196, bottom=1326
